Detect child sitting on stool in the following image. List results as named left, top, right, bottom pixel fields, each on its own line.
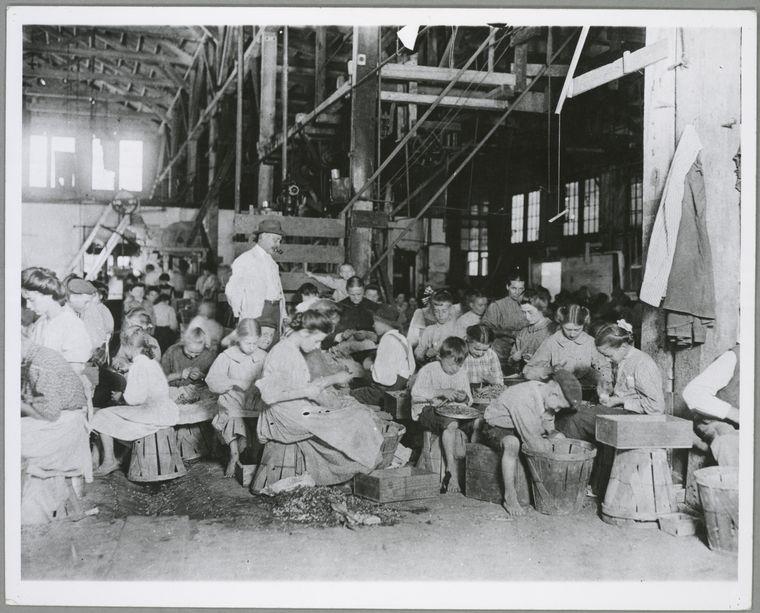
left=161, top=327, right=216, bottom=388
left=476, top=369, right=582, bottom=517
left=411, top=336, right=472, bottom=493
left=463, top=324, right=503, bottom=387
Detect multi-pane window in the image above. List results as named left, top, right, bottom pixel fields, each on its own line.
left=510, top=194, right=524, bottom=244
left=583, top=177, right=600, bottom=234
left=460, top=202, right=489, bottom=277
left=28, top=134, right=76, bottom=189
left=526, top=190, right=541, bottom=242
left=629, top=175, right=643, bottom=228
left=92, top=137, right=116, bottom=191
left=563, top=181, right=579, bottom=236
left=92, top=138, right=145, bottom=192
left=119, top=140, right=144, bottom=191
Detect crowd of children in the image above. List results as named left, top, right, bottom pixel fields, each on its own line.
left=20, top=258, right=736, bottom=524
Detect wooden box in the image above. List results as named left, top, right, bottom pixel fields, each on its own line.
left=353, top=467, right=439, bottom=503
left=383, top=390, right=411, bottom=421
left=465, top=443, right=530, bottom=506
left=595, top=414, right=693, bottom=450
left=234, top=461, right=258, bottom=488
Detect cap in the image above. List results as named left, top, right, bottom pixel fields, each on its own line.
left=552, top=369, right=583, bottom=410
left=372, top=304, right=401, bottom=329
left=67, top=278, right=97, bottom=295
left=256, top=313, right=280, bottom=330
left=255, top=218, right=286, bottom=236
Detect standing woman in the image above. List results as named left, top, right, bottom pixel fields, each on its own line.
left=556, top=320, right=665, bottom=442
left=253, top=310, right=384, bottom=489
left=523, top=304, right=612, bottom=389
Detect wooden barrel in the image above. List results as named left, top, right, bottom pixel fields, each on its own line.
left=464, top=443, right=531, bottom=507
left=523, top=438, right=597, bottom=515
left=175, top=423, right=211, bottom=461
left=601, top=448, right=675, bottom=523
left=127, top=428, right=187, bottom=483
left=250, top=441, right=307, bottom=493
left=695, top=466, right=738, bottom=553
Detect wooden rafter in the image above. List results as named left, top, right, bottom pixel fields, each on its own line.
left=24, top=44, right=189, bottom=67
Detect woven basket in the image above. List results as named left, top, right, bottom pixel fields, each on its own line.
left=695, top=466, right=738, bottom=554
left=378, top=421, right=407, bottom=469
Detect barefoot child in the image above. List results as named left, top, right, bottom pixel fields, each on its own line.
left=206, top=319, right=267, bottom=476
left=411, top=337, right=472, bottom=493
left=161, top=327, right=216, bottom=387
left=91, top=328, right=179, bottom=476
left=463, top=325, right=503, bottom=386
left=478, top=369, right=582, bottom=516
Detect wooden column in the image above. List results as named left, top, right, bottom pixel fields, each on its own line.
left=257, top=26, right=278, bottom=207
left=314, top=27, right=326, bottom=106
left=235, top=26, right=244, bottom=213
left=205, top=115, right=219, bottom=259
left=348, top=26, right=380, bottom=277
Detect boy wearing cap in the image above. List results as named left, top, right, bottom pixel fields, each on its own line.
left=350, top=304, right=416, bottom=407
left=478, top=370, right=582, bottom=516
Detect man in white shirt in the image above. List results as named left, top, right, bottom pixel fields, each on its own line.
left=225, top=218, right=287, bottom=335
left=683, top=345, right=740, bottom=466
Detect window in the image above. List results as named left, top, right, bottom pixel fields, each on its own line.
left=563, top=181, right=579, bottom=236
left=29, top=134, right=48, bottom=188
left=28, top=134, right=76, bottom=188
left=510, top=194, right=524, bottom=244
left=460, top=202, right=489, bottom=277
left=119, top=140, right=144, bottom=191
left=526, top=190, right=541, bottom=242
left=92, top=137, right=116, bottom=191
left=583, top=177, right=600, bottom=234
left=629, top=175, right=643, bottom=228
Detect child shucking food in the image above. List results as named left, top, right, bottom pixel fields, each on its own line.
left=161, top=326, right=216, bottom=388
left=463, top=324, right=503, bottom=387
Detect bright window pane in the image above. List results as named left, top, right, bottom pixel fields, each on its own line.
left=119, top=140, right=143, bottom=191
left=629, top=176, right=643, bottom=227
left=29, top=134, right=48, bottom=188
left=526, top=190, right=541, bottom=242
left=92, top=137, right=116, bottom=191
left=511, top=194, right=524, bottom=244
left=467, top=251, right=479, bottom=277
left=50, top=136, right=76, bottom=188
left=583, top=177, right=599, bottom=234
left=480, top=255, right=488, bottom=276
left=563, top=181, right=579, bottom=236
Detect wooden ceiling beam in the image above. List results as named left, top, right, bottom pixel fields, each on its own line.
left=24, top=87, right=170, bottom=106
left=24, top=44, right=190, bottom=67
left=23, top=66, right=175, bottom=89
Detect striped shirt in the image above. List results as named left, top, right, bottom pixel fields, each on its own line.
left=22, top=344, right=87, bottom=421
left=464, top=348, right=503, bottom=385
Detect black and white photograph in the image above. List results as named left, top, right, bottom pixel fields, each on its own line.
left=4, top=6, right=755, bottom=610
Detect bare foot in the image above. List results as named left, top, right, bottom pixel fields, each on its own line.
left=502, top=497, right=526, bottom=517
left=93, top=461, right=119, bottom=477
left=224, top=458, right=237, bottom=478
left=447, top=475, right=461, bottom=494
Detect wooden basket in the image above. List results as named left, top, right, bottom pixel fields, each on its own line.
left=658, top=512, right=702, bottom=537
left=127, top=428, right=187, bottom=483
left=378, top=421, right=406, bottom=469
left=695, top=466, right=738, bottom=554
left=250, top=441, right=307, bottom=493
left=523, top=438, right=597, bottom=515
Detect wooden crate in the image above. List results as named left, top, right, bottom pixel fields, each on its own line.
left=383, top=390, right=411, bottom=420
left=234, top=461, right=258, bottom=488
left=464, top=443, right=530, bottom=507
left=353, top=467, right=439, bottom=503
left=595, top=414, right=693, bottom=450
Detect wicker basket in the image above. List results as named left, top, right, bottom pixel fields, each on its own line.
left=523, top=438, right=597, bottom=515
left=695, top=466, right=738, bottom=553
left=378, top=421, right=407, bottom=469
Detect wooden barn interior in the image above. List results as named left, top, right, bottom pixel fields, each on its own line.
left=18, top=21, right=745, bottom=595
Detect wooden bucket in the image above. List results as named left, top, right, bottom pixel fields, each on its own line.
left=523, top=438, right=597, bottom=515
left=378, top=421, right=406, bottom=469
left=601, top=448, right=675, bottom=522
left=127, top=428, right=187, bottom=483
left=175, top=423, right=211, bottom=461
left=250, top=441, right=307, bottom=493
left=695, top=466, right=739, bottom=554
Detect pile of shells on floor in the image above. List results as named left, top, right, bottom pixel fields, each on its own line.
left=254, top=485, right=401, bottom=528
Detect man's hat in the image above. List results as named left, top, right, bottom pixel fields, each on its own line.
left=255, top=218, right=286, bottom=236
left=67, top=278, right=97, bottom=295
left=256, top=312, right=280, bottom=330
left=372, top=304, right=401, bottom=329
left=552, top=369, right=583, bottom=410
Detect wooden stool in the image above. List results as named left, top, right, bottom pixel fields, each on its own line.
left=175, top=423, right=211, bottom=461
left=415, top=430, right=465, bottom=491
left=128, top=428, right=187, bottom=482
left=464, top=443, right=531, bottom=506
left=595, top=414, right=693, bottom=525
left=250, top=441, right=307, bottom=493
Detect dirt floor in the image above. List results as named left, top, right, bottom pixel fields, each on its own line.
left=20, top=459, right=737, bottom=582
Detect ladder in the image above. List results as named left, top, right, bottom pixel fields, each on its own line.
left=65, top=204, right=131, bottom=280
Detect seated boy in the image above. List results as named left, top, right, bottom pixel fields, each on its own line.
left=306, top=262, right=355, bottom=303
left=295, top=282, right=321, bottom=313
left=351, top=304, right=416, bottom=407
left=476, top=369, right=582, bottom=516
left=161, top=327, right=217, bottom=388
left=455, top=290, right=489, bottom=339
left=187, top=299, right=225, bottom=351
left=414, top=290, right=460, bottom=365
left=411, top=336, right=473, bottom=493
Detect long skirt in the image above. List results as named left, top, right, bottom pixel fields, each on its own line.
left=91, top=400, right=178, bottom=442
left=21, top=410, right=93, bottom=483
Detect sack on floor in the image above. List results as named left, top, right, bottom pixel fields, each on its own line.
left=261, top=473, right=316, bottom=496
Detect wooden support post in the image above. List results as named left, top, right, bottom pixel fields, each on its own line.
left=314, top=27, right=327, bottom=106
left=282, top=26, right=289, bottom=182
left=258, top=26, right=278, bottom=206
left=206, top=115, right=219, bottom=258
left=514, top=42, right=528, bottom=91
left=348, top=26, right=380, bottom=277
left=235, top=26, right=244, bottom=214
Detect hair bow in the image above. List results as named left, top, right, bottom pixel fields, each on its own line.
left=421, top=285, right=435, bottom=306
left=617, top=319, right=633, bottom=334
